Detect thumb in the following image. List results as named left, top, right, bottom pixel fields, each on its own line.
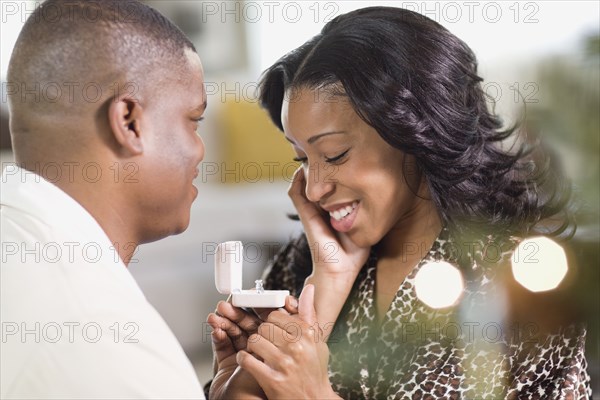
left=298, top=284, right=317, bottom=326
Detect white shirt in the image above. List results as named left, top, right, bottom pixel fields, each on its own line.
left=0, top=166, right=205, bottom=399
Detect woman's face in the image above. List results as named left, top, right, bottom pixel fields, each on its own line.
left=281, top=86, right=434, bottom=248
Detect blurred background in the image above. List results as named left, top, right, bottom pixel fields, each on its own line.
left=1, top=0, right=598, bottom=390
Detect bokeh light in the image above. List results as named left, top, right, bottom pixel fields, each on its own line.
left=415, top=261, right=464, bottom=309
left=511, top=237, right=568, bottom=292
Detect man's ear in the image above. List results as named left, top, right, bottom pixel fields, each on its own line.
left=108, top=95, right=144, bottom=156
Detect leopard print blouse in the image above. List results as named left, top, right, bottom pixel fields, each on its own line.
left=262, top=230, right=592, bottom=399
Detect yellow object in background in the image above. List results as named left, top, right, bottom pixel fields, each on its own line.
left=217, top=100, right=297, bottom=184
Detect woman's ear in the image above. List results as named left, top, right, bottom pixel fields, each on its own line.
left=108, top=94, right=144, bottom=156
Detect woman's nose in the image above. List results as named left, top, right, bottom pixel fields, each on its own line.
left=304, top=162, right=336, bottom=203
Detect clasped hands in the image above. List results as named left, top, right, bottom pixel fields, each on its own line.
left=206, top=284, right=340, bottom=399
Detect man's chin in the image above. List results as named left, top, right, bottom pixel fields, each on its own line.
left=140, top=217, right=191, bottom=244
left=172, top=219, right=191, bottom=236
left=169, top=216, right=192, bottom=236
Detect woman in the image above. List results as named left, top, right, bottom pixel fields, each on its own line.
left=208, top=6, right=592, bottom=399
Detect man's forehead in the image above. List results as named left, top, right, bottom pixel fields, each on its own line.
left=183, top=48, right=204, bottom=78
left=176, top=49, right=206, bottom=107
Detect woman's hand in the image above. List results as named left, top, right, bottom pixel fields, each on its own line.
left=289, top=167, right=371, bottom=330
left=237, top=285, right=341, bottom=400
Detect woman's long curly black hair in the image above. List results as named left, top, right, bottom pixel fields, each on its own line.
left=258, top=7, right=574, bottom=261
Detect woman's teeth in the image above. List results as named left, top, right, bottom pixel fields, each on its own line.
left=329, top=202, right=358, bottom=221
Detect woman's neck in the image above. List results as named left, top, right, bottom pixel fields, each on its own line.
left=376, top=198, right=442, bottom=266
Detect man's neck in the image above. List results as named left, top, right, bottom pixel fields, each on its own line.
left=19, top=159, right=140, bottom=267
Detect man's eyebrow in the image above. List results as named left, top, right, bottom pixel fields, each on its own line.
left=192, top=98, right=207, bottom=113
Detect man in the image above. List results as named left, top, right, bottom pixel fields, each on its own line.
left=0, top=1, right=246, bottom=398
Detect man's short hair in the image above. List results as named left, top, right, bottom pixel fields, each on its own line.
left=7, top=0, right=197, bottom=116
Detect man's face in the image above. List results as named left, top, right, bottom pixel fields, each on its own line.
left=134, top=49, right=206, bottom=242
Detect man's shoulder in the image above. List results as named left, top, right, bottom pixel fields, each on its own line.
left=1, top=261, right=204, bottom=399
left=1, top=332, right=204, bottom=399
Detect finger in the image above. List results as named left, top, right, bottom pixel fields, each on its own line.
left=298, top=284, right=318, bottom=326
left=288, top=168, right=320, bottom=220
left=217, top=301, right=261, bottom=333
left=258, top=286, right=321, bottom=340
left=258, top=322, right=302, bottom=348
left=213, top=295, right=233, bottom=315
left=288, top=169, right=328, bottom=232
left=289, top=169, right=342, bottom=255
left=338, top=232, right=366, bottom=257
left=287, top=167, right=310, bottom=209
left=207, top=312, right=248, bottom=351
left=210, top=326, right=235, bottom=366
left=266, top=309, right=306, bottom=334
left=251, top=294, right=298, bottom=321
left=246, top=333, right=282, bottom=365
left=237, top=350, right=277, bottom=391
left=251, top=307, right=278, bottom=321
left=338, top=233, right=354, bottom=254
left=207, top=312, right=245, bottom=339
left=285, top=295, right=299, bottom=314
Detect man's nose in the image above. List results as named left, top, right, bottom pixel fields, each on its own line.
left=196, top=135, right=205, bottom=162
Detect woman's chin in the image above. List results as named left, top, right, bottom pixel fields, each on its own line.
left=342, top=229, right=377, bottom=250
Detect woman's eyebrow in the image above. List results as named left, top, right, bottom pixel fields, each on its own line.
left=284, top=131, right=347, bottom=145
left=307, top=131, right=347, bottom=144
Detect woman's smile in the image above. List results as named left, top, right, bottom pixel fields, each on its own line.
left=326, top=201, right=359, bottom=232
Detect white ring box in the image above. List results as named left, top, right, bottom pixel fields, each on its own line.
left=214, top=241, right=289, bottom=308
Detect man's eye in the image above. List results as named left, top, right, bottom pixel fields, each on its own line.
left=193, top=117, right=204, bottom=135
left=325, top=149, right=349, bottom=164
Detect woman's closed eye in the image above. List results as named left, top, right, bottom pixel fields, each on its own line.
left=293, top=149, right=350, bottom=165
left=324, top=149, right=350, bottom=164
left=293, top=156, right=308, bottom=164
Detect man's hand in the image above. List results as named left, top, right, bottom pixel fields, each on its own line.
left=208, top=327, right=265, bottom=400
